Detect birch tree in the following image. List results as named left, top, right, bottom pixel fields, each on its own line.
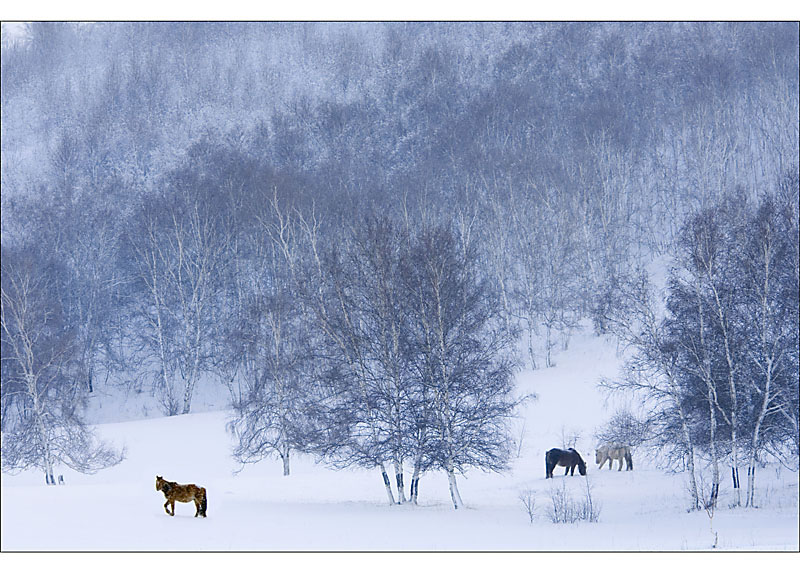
left=228, top=188, right=312, bottom=476
left=126, top=197, right=182, bottom=415
left=127, top=168, right=232, bottom=415
left=669, top=216, right=729, bottom=510
left=403, top=225, right=520, bottom=509
left=165, top=180, right=231, bottom=415
left=688, top=204, right=746, bottom=506
left=739, top=193, right=799, bottom=506
left=1, top=245, right=123, bottom=483
left=599, top=269, right=703, bottom=510
left=350, top=216, right=417, bottom=503
left=297, top=210, right=399, bottom=505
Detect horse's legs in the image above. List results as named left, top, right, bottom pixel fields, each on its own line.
left=169, top=500, right=175, bottom=516
left=618, top=457, right=622, bottom=471
left=194, top=499, right=200, bottom=517
left=164, top=500, right=171, bottom=515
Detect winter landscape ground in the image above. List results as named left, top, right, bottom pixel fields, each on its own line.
left=2, top=331, right=797, bottom=552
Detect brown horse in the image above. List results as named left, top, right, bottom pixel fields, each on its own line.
left=156, top=475, right=207, bottom=517
left=545, top=448, right=587, bottom=478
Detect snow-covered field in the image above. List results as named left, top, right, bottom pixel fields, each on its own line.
left=2, top=332, right=797, bottom=551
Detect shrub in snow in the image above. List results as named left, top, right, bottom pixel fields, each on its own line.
left=519, top=489, right=536, bottom=523
left=547, top=477, right=601, bottom=524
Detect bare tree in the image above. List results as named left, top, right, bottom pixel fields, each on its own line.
left=1, top=245, right=123, bottom=483
left=402, top=225, right=521, bottom=509
left=739, top=192, right=799, bottom=506
left=126, top=198, right=181, bottom=415
left=599, top=269, right=702, bottom=510
left=296, top=209, right=399, bottom=505
left=228, top=188, right=312, bottom=476
left=127, top=173, right=232, bottom=415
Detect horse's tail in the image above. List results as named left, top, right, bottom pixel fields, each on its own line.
left=200, top=487, right=207, bottom=517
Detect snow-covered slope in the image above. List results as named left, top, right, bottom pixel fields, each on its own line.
left=2, top=330, right=797, bottom=550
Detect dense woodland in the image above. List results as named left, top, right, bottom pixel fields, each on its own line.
left=1, top=22, right=798, bottom=508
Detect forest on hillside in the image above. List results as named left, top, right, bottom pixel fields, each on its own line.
left=1, top=22, right=798, bottom=508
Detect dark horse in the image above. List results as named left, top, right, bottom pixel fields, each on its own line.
left=545, top=448, right=587, bottom=479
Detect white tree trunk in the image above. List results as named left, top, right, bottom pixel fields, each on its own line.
left=379, top=463, right=396, bottom=505
left=410, top=461, right=422, bottom=505
left=679, top=422, right=700, bottom=510
left=708, top=384, right=720, bottom=509
left=746, top=249, right=776, bottom=508
left=281, top=444, right=290, bottom=476
left=446, top=464, right=464, bottom=510
left=33, top=393, right=55, bottom=486
left=669, top=375, right=700, bottom=510
left=710, top=277, right=741, bottom=507
left=153, top=265, right=170, bottom=403
left=526, top=320, right=537, bottom=370
left=393, top=458, right=406, bottom=504
left=746, top=368, right=770, bottom=507
left=181, top=311, right=203, bottom=415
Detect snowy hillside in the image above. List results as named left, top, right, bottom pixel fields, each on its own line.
left=2, top=331, right=797, bottom=551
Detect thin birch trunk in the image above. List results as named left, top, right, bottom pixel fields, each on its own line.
left=34, top=397, right=55, bottom=486
left=709, top=270, right=741, bottom=506
left=410, top=452, right=423, bottom=504
left=446, top=462, right=464, bottom=510
left=379, top=463, right=396, bottom=505
left=672, top=390, right=700, bottom=510
left=527, top=320, right=537, bottom=371
left=697, top=292, right=720, bottom=509
left=746, top=365, right=771, bottom=507
left=745, top=452, right=758, bottom=508
left=181, top=319, right=202, bottom=415
left=685, top=447, right=700, bottom=510
left=281, top=443, right=290, bottom=476
left=746, top=237, right=777, bottom=508
left=708, top=383, right=720, bottom=509
left=545, top=322, right=554, bottom=368
left=150, top=251, right=174, bottom=414
left=666, top=362, right=700, bottom=509
left=393, top=458, right=406, bottom=504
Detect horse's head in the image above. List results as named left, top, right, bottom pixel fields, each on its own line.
left=156, top=475, right=164, bottom=491
left=577, top=455, right=587, bottom=476
left=595, top=449, right=602, bottom=464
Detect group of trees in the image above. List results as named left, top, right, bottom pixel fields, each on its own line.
left=1, top=244, right=123, bottom=483
left=227, top=211, right=520, bottom=506
left=1, top=23, right=797, bottom=506
left=602, top=176, right=799, bottom=509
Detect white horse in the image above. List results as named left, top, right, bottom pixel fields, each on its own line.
left=595, top=444, right=633, bottom=471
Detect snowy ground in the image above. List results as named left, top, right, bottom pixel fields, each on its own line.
left=2, top=331, right=797, bottom=551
